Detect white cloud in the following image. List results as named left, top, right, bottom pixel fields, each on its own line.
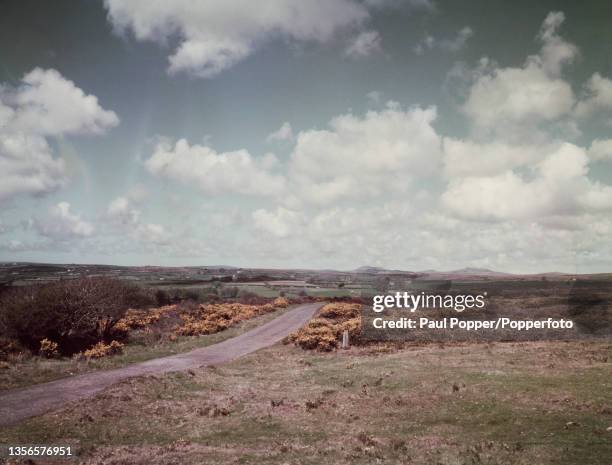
left=266, top=122, right=294, bottom=142
left=463, top=62, right=574, bottom=136
left=345, top=30, right=382, bottom=58
left=414, top=26, right=473, bottom=55
left=252, top=206, right=303, bottom=238
left=366, top=90, right=382, bottom=104
left=442, top=143, right=612, bottom=221
left=0, top=133, right=66, bottom=202
left=537, top=11, right=578, bottom=76
left=288, top=103, right=442, bottom=204
left=0, top=68, right=118, bottom=202
left=107, top=196, right=140, bottom=225
left=6, top=10, right=610, bottom=273
left=104, top=0, right=372, bottom=77
left=34, top=202, right=94, bottom=240
left=242, top=11, right=612, bottom=272
left=133, top=222, right=170, bottom=246
left=5, top=68, right=119, bottom=136
left=588, top=139, right=612, bottom=161
left=462, top=12, right=576, bottom=137
left=442, top=138, right=549, bottom=177
left=575, top=73, right=612, bottom=118
left=106, top=196, right=170, bottom=246
left=144, top=138, right=285, bottom=196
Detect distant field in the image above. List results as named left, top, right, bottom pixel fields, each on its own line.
left=143, top=281, right=367, bottom=299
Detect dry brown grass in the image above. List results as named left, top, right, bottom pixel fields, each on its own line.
left=2, top=341, right=610, bottom=465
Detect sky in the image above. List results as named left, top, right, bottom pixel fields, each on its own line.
left=1, top=0, right=612, bottom=273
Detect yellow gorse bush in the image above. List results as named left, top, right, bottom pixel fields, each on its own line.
left=114, top=305, right=178, bottom=333
left=285, top=302, right=362, bottom=352
left=175, top=300, right=287, bottom=336
left=272, top=296, right=289, bottom=308
left=83, top=340, right=124, bottom=359
left=39, top=338, right=59, bottom=358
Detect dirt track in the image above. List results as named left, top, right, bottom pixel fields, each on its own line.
left=0, top=302, right=322, bottom=427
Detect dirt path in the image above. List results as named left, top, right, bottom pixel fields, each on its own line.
left=0, top=302, right=322, bottom=427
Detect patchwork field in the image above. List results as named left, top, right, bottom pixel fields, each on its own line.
left=1, top=340, right=610, bottom=464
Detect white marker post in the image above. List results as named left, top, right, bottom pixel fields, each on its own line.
left=342, top=330, right=349, bottom=349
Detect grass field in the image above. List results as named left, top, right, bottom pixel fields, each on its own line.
left=145, top=282, right=358, bottom=299
left=2, top=340, right=610, bottom=464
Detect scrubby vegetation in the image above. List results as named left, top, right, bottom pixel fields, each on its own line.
left=176, top=297, right=289, bottom=336
left=0, top=280, right=295, bottom=376
left=38, top=338, right=59, bottom=359
left=0, top=278, right=153, bottom=356
left=82, top=340, right=124, bottom=359
left=113, top=305, right=179, bottom=334
left=284, top=302, right=362, bottom=351
left=3, top=341, right=610, bottom=465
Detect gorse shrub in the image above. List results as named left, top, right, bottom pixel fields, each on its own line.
left=272, top=296, right=289, bottom=308
left=82, top=340, right=124, bottom=358
left=0, top=278, right=153, bottom=355
left=284, top=302, right=362, bottom=352
left=176, top=300, right=288, bottom=336
left=39, top=338, right=59, bottom=358
left=113, top=305, right=177, bottom=334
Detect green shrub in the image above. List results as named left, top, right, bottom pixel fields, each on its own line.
left=0, top=278, right=153, bottom=355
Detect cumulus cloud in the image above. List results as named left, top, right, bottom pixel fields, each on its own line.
left=104, top=0, right=373, bottom=77
left=288, top=103, right=442, bottom=204
left=366, top=90, right=383, bottom=104
left=442, top=138, right=549, bottom=177
left=244, top=11, right=612, bottom=272
left=4, top=68, right=119, bottom=136
left=414, top=26, right=473, bottom=55
left=133, top=222, right=170, bottom=246
left=0, top=68, right=118, bottom=202
left=33, top=202, right=94, bottom=241
left=462, top=12, right=576, bottom=138
left=144, top=138, right=285, bottom=196
left=0, top=133, right=66, bottom=202
left=537, top=11, right=579, bottom=76
left=588, top=139, right=612, bottom=161
left=575, top=73, right=612, bottom=118
left=442, top=143, right=612, bottom=221
left=437, top=10, right=612, bottom=226
left=107, top=196, right=141, bottom=225
left=345, top=30, right=382, bottom=58
left=266, top=122, right=294, bottom=142
left=252, top=206, right=303, bottom=238
left=106, top=196, right=169, bottom=246
left=7, top=9, right=612, bottom=273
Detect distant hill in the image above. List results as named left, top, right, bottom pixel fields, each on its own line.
left=448, top=267, right=511, bottom=276
left=353, top=266, right=416, bottom=274
left=354, top=266, right=388, bottom=273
